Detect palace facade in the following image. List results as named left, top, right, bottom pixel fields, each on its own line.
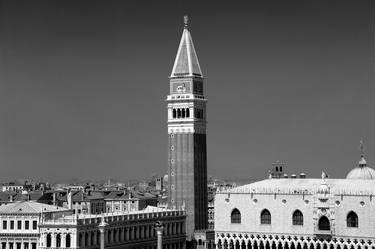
left=214, top=153, right=375, bottom=249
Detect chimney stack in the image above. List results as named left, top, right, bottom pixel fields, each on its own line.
left=67, top=189, right=73, bottom=210
left=52, top=192, right=57, bottom=206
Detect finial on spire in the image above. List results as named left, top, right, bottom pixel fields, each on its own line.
left=184, top=15, right=189, bottom=28
left=359, top=140, right=367, bottom=167
left=360, top=140, right=365, bottom=157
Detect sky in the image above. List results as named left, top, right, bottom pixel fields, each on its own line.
left=0, top=0, right=374, bottom=182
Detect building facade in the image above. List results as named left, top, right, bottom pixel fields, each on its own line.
left=104, top=191, right=157, bottom=213
left=167, top=16, right=208, bottom=240
left=0, top=201, right=68, bottom=249
left=214, top=154, right=375, bottom=249
left=39, top=207, right=186, bottom=249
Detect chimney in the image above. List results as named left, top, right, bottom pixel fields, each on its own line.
left=67, top=190, right=73, bottom=210
left=300, top=173, right=306, bottom=178
left=52, top=192, right=57, bottom=206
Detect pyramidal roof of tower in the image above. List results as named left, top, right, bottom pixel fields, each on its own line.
left=170, top=21, right=202, bottom=78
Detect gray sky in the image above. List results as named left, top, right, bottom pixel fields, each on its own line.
left=0, top=0, right=374, bottom=182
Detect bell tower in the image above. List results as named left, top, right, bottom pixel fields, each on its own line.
left=167, top=16, right=208, bottom=240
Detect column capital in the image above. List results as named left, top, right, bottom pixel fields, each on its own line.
left=154, top=221, right=164, bottom=233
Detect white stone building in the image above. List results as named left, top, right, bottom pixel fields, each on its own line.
left=39, top=206, right=187, bottom=249
left=215, top=153, right=375, bottom=249
left=0, top=201, right=68, bottom=249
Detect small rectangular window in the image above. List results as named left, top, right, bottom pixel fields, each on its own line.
left=17, top=220, right=21, bottom=230
left=25, top=221, right=29, bottom=230
left=32, top=221, right=37, bottom=230
left=2, top=221, right=7, bottom=230
left=10, top=220, right=14, bottom=230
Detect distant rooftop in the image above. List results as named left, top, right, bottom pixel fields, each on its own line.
left=0, top=201, right=68, bottom=214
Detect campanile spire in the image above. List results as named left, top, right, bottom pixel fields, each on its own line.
left=166, top=16, right=208, bottom=242
left=170, top=16, right=202, bottom=78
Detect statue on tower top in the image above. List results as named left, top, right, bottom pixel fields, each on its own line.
left=184, top=15, right=189, bottom=28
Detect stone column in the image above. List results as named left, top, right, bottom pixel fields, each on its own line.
left=52, top=233, right=57, bottom=248
left=155, top=222, right=164, bottom=249
left=61, top=233, right=66, bottom=248
left=98, top=216, right=108, bottom=249
left=72, top=232, right=77, bottom=248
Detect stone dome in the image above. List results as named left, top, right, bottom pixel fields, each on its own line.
left=346, top=166, right=375, bottom=179
left=346, top=155, right=375, bottom=180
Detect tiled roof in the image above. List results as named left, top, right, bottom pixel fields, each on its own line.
left=55, top=191, right=104, bottom=202
left=0, top=201, right=67, bottom=214
left=103, top=190, right=156, bottom=200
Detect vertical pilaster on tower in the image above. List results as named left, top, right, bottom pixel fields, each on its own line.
left=167, top=16, right=208, bottom=241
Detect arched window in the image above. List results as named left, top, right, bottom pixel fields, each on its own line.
left=85, top=232, right=89, bottom=245
left=66, top=234, right=71, bottom=248
left=318, top=216, right=330, bottom=230
left=91, top=231, right=95, bottom=245
left=177, top=109, right=181, bottom=118
left=231, top=208, right=241, bottom=223
left=182, top=109, right=186, bottom=118
left=173, top=109, right=176, bottom=118
left=292, top=210, right=303, bottom=225
left=46, top=234, right=51, bottom=247
left=56, top=234, right=61, bottom=247
left=347, top=211, right=358, bottom=227
left=107, top=230, right=111, bottom=243
left=79, top=233, right=83, bottom=247
left=186, top=108, right=190, bottom=118
left=260, top=209, right=271, bottom=224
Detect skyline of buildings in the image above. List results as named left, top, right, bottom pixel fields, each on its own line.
left=0, top=9, right=374, bottom=249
